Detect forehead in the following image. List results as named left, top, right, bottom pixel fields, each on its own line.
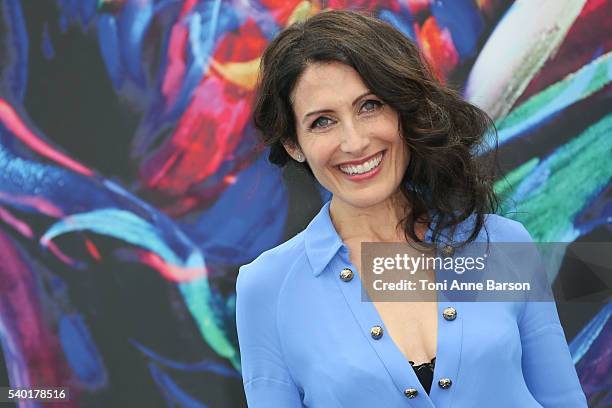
left=290, top=62, right=370, bottom=114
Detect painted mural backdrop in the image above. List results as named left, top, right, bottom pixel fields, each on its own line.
left=0, top=0, right=610, bottom=406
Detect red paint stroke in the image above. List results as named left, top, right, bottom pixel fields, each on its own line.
left=214, top=18, right=268, bottom=63
left=45, top=240, right=78, bottom=267
left=141, top=21, right=270, bottom=206
left=161, top=0, right=204, bottom=109
left=326, top=0, right=401, bottom=13
left=158, top=147, right=259, bottom=216
left=0, top=192, right=64, bottom=218
left=405, top=0, right=431, bottom=16
left=136, top=250, right=208, bottom=283
left=414, top=16, right=458, bottom=82
left=0, top=206, right=33, bottom=238
left=516, top=0, right=611, bottom=105
left=0, top=99, right=93, bottom=177
left=161, top=18, right=189, bottom=110
left=259, top=0, right=306, bottom=26
left=84, top=238, right=101, bottom=261
left=0, top=229, right=78, bottom=407
left=142, top=74, right=253, bottom=193
left=179, top=0, right=198, bottom=17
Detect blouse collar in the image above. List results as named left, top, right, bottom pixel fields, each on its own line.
left=304, top=200, right=474, bottom=278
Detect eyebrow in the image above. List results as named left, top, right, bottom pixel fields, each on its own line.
left=301, top=91, right=374, bottom=124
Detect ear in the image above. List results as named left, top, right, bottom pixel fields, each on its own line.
left=282, top=140, right=305, bottom=162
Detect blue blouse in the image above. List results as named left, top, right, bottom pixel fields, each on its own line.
left=236, top=201, right=587, bottom=407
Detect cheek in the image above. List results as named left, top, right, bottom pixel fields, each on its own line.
left=301, top=140, right=337, bottom=168
left=371, top=113, right=401, bottom=142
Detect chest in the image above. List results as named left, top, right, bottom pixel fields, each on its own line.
left=371, top=301, right=438, bottom=364
left=346, top=239, right=439, bottom=364
left=277, top=261, right=524, bottom=406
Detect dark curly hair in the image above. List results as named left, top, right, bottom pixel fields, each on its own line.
left=252, top=9, right=499, bottom=247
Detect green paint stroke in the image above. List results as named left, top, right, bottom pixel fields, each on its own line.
left=495, top=157, right=540, bottom=204
left=41, top=209, right=240, bottom=368
left=180, top=278, right=241, bottom=370
left=508, top=115, right=612, bottom=242
left=497, top=52, right=611, bottom=132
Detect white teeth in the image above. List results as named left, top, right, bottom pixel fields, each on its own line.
left=339, top=152, right=383, bottom=175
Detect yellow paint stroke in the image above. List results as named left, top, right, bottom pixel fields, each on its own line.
left=209, top=1, right=319, bottom=91
left=209, top=57, right=261, bottom=91
left=288, top=1, right=314, bottom=25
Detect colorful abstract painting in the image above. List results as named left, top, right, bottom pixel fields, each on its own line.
left=0, top=0, right=609, bottom=406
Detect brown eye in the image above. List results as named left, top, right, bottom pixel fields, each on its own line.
left=310, top=116, right=334, bottom=129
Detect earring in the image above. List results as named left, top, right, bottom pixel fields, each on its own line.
left=295, top=152, right=304, bottom=162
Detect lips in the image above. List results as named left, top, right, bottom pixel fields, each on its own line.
left=337, top=151, right=384, bottom=175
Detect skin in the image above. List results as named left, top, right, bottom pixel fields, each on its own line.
left=285, top=62, right=438, bottom=365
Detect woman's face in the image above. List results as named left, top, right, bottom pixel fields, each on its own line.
left=288, top=61, right=410, bottom=210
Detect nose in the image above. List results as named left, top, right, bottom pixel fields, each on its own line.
left=339, top=121, right=370, bottom=154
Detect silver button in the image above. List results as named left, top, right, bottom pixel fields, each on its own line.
left=443, top=307, right=457, bottom=321
left=438, top=378, right=452, bottom=389
left=404, top=388, right=418, bottom=398
left=440, top=244, right=455, bottom=257
left=370, top=325, right=383, bottom=340
left=339, top=268, right=354, bottom=282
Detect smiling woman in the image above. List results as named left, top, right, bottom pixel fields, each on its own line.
left=287, top=61, right=409, bottom=211
left=252, top=10, right=499, bottom=246
left=237, top=9, right=587, bottom=408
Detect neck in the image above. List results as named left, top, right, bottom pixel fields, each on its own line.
left=329, top=191, right=415, bottom=243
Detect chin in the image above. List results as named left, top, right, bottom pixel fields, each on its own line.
left=334, top=186, right=398, bottom=210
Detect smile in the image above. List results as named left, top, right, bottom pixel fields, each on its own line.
left=338, top=151, right=384, bottom=175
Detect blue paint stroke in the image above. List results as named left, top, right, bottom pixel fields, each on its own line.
left=497, top=53, right=612, bottom=146
left=2, top=0, right=29, bottom=101
left=41, top=23, right=55, bottom=60
left=178, top=152, right=288, bottom=266
left=41, top=208, right=205, bottom=270
left=378, top=8, right=416, bottom=41
left=59, top=313, right=107, bottom=388
left=431, top=0, right=483, bottom=58
left=569, top=303, right=612, bottom=364
left=97, top=14, right=123, bottom=90
left=118, top=0, right=153, bottom=87
left=130, top=339, right=240, bottom=378
left=149, top=362, right=208, bottom=408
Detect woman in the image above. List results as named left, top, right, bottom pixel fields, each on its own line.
left=236, top=10, right=587, bottom=407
